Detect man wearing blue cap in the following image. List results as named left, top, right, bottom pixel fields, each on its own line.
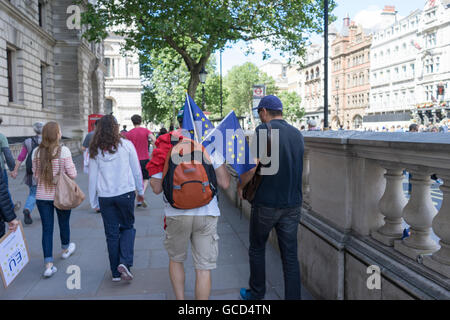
left=238, top=95, right=304, bottom=300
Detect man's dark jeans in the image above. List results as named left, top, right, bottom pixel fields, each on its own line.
left=36, top=200, right=71, bottom=263
left=249, top=205, right=301, bottom=300
left=99, top=191, right=136, bottom=278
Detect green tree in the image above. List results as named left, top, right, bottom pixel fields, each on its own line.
left=141, top=49, right=224, bottom=125
left=140, top=49, right=189, bottom=126
left=80, top=0, right=335, bottom=98
left=224, top=62, right=277, bottom=125
left=278, top=91, right=305, bottom=124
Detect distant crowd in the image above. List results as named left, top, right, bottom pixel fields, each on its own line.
left=300, top=119, right=450, bottom=133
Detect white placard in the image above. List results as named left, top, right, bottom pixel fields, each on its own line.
left=0, top=222, right=30, bottom=288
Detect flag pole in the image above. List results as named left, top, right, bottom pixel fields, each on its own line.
left=203, top=110, right=234, bottom=142
left=185, top=92, right=200, bottom=143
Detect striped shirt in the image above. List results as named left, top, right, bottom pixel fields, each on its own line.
left=32, top=146, right=77, bottom=201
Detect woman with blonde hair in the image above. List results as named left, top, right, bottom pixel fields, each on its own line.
left=32, top=122, right=77, bottom=278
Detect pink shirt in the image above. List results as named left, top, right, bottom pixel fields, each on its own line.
left=32, top=146, right=77, bottom=201
left=125, top=127, right=153, bottom=161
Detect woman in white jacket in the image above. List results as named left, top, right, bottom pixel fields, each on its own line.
left=88, top=115, right=144, bottom=282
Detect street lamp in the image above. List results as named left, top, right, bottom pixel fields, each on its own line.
left=199, top=67, right=208, bottom=111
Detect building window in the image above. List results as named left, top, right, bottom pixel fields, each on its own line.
left=6, top=48, right=16, bottom=103
left=40, top=63, right=48, bottom=108
left=105, top=98, right=113, bottom=115
left=436, top=57, right=440, bottom=73
left=38, top=0, right=45, bottom=28
left=105, top=58, right=111, bottom=77
left=426, top=33, right=436, bottom=48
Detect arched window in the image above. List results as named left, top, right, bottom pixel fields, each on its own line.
left=353, top=115, right=363, bottom=129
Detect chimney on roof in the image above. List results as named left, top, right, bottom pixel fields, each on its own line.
left=381, top=5, right=398, bottom=26
left=343, top=14, right=350, bottom=27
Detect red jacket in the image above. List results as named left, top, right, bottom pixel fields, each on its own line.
left=146, top=130, right=183, bottom=177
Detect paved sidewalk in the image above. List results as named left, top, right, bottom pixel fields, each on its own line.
left=0, top=155, right=311, bottom=300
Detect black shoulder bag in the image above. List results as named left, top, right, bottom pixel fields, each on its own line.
left=242, top=122, right=272, bottom=202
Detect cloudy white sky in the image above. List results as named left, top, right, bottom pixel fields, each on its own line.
left=215, top=0, right=428, bottom=75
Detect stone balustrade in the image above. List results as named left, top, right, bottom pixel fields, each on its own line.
left=224, top=131, right=450, bottom=299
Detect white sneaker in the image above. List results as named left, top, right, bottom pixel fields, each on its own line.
left=62, top=243, right=76, bottom=259
left=117, top=264, right=133, bottom=281
left=43, top=266, right=57, bottom=278
left=112, top=277, right=121, bottom=282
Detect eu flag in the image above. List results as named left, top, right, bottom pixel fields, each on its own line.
left=182, top=94, right=214, bottom=143
left=203, top=111, right=256, bottom=177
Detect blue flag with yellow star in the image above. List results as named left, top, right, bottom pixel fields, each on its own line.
left=203, top=111, right=256, bottom=177
left=182, top=94, right=214, bottom=143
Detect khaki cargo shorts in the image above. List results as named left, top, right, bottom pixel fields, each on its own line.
left=164, top=215, right=219, bottom=270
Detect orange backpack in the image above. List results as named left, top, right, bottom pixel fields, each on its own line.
left=162, top=136, right=217, bottom=209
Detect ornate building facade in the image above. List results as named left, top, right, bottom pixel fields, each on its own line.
left=0, top=0, right=105, bottom=138
left=104, top=34, right=142, bottom=130
left=365, top=8, right=422, bottom=129
left=330, top=16, right=372, bottom=130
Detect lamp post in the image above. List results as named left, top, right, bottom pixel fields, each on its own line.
left=323, top=0, right=329, bottom=130
left=199, top=67, right=208, bottom=111
left=220, top=49, right=223, bottom=118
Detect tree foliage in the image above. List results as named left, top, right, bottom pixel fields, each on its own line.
left=80, top=0, right=336, bottom=98
left=141, top=49, right=224, bottom=126
left=224, top=62, right=277, bottom=124
left=277, top=91, right=305, bottom=124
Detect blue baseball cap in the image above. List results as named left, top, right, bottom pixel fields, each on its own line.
left=253, top=95, right=283, bottom=111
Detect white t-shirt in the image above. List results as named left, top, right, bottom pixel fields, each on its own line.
left=151, top=152, right=224, bottom=217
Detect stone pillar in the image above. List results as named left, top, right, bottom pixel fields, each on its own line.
left=394, top=169, right=439, bottom=260
left=424, top=173, right=450, bottom=277
left=302, top=149, right=311, bottom=208
left=371, top=162, right=407, bottom=246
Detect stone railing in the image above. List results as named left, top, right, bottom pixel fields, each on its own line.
left=223, top=131, right=450, bottom=299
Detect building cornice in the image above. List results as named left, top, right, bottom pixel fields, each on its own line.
left=0, top=0, right=56, bottom=46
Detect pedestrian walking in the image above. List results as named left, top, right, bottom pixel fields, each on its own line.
left=148, top=110, right=230, bottom=300
left=0, top=117, right=21, bottom=212
left=32, top=122, right=77, bottom=278
left=238, top=95, right=304, bottom=300
left=0, top=169, right=19, bottom=238
left=88, top=115, right=144, bottom=282
left=10, top=122, right=44, bottom=225
left=121, top=125, right=128, bottom=134
left=124, top=114, right=156, bottom=208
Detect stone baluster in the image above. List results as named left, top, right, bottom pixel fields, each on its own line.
left=394, top=169, right=439, bottom=260
left=424, top=173, right=450, bottom=277
left=302, top=149, right=311, bottom=208
left=371, top=162, right=407, bottom=246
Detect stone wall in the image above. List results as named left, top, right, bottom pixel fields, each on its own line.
left=0, top=0, right=105, bottom=139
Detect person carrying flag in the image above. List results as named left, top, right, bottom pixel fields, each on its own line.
left=238, top=95, right=304, bottom=300
left=147, top=96, right=230, bottom=300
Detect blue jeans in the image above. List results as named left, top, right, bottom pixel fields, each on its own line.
left=99, top=191, right=136, bottom=278
left=24, top=185, right=37, bottom=213
left=36, top=200, right=71, bottom=264
left=248, top=206, right=302, bottom=300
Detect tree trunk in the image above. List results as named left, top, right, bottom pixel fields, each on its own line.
left=187, top=68, right=200, bottom=100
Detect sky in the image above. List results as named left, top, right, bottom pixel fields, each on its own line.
left=214, top=0, right=429, bottom=75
